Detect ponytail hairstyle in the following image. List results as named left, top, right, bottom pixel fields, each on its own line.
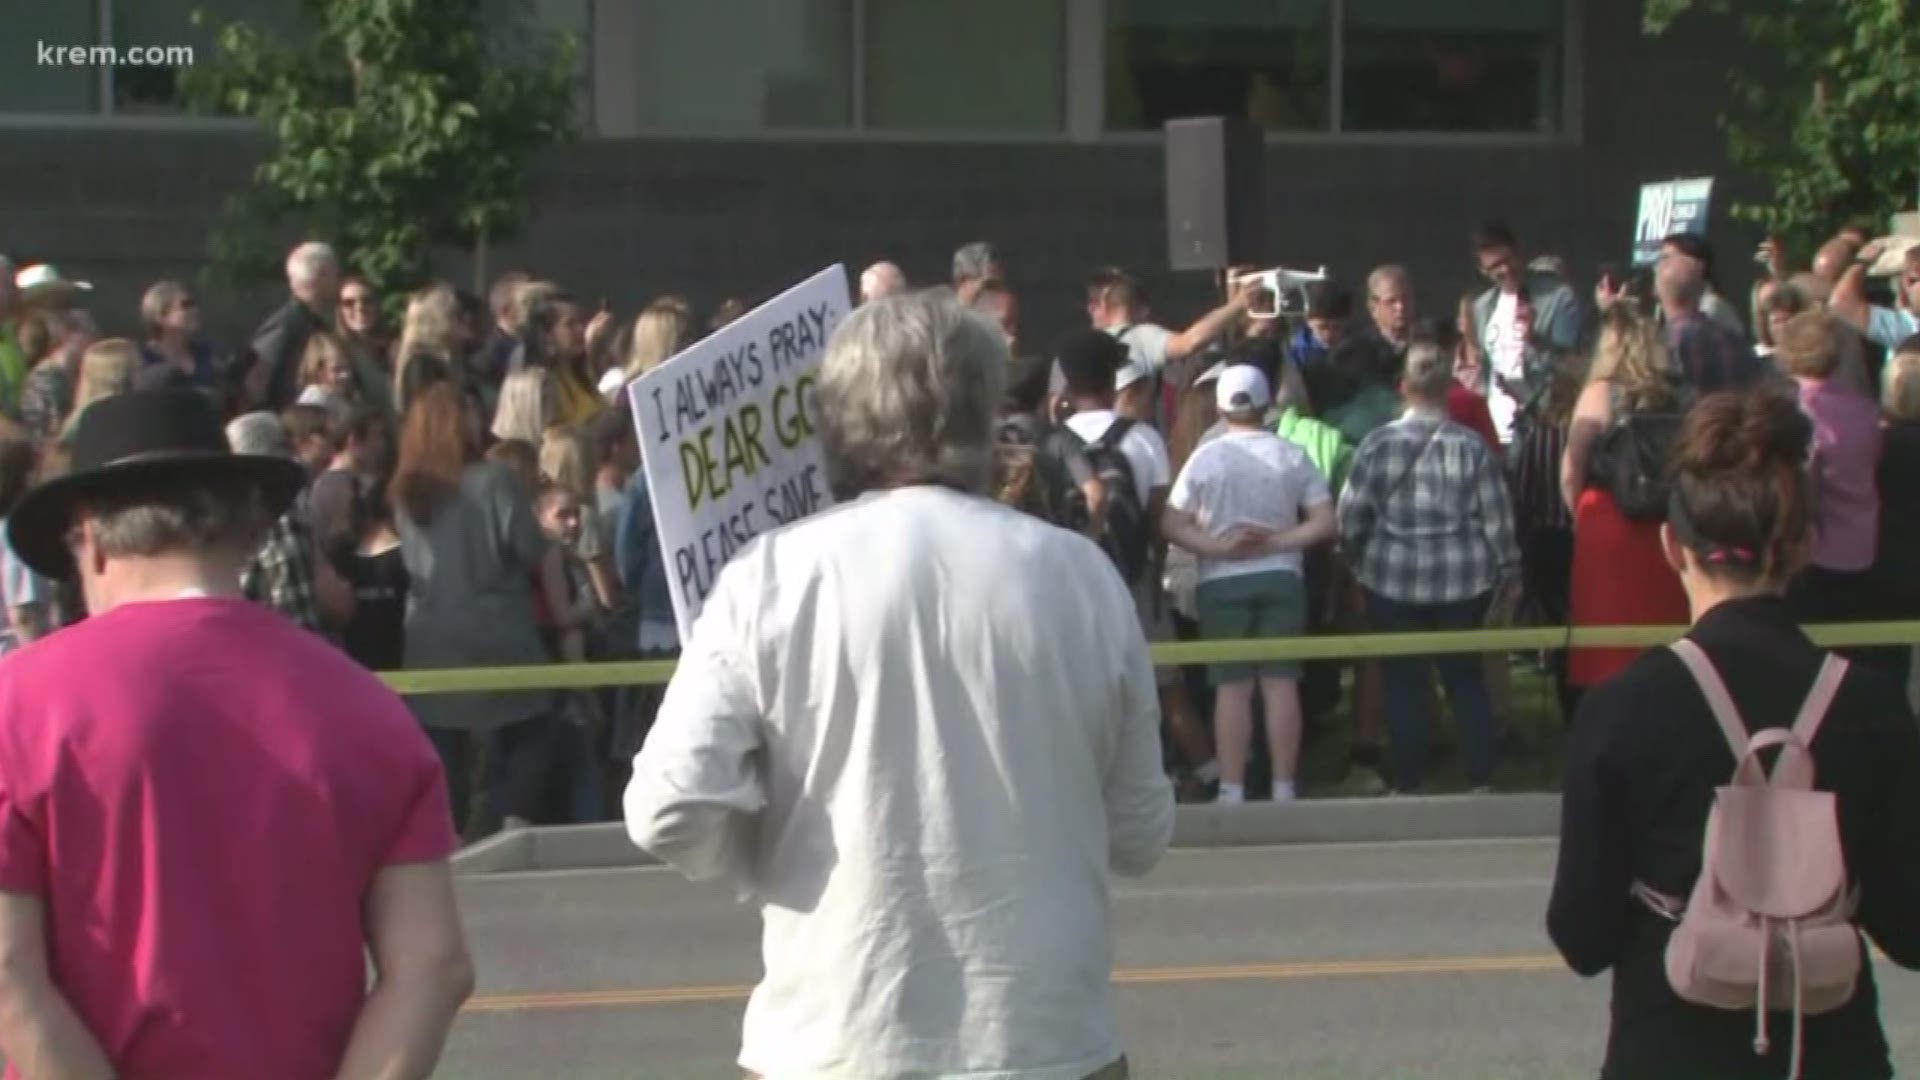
left=1666, top=386, right=1814, bottom=585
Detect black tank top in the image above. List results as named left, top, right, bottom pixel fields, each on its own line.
left=343, top=545, right=409, bottom=672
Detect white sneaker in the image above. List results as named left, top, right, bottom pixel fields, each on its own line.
left=1214, top=788, right=1245, bottom=807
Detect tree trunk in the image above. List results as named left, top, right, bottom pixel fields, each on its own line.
left=473, top=232, right=489, bottom=296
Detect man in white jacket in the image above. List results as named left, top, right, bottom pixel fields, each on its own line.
left=626, top=291, right=1174, bottom=1080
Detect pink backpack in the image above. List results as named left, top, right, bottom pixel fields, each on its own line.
left=1633, top=640, right=1861, bottom=1080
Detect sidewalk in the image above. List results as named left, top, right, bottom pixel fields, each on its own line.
left=454, top=792, right=1561, bottom=875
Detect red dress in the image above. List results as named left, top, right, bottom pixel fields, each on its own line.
left=1568, top=487, right=1690, bottom=687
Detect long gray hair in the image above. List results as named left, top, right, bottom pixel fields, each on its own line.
left=814, top=292, right=1006, bottom=500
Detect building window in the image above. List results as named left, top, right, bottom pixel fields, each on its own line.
left=109, top=0, right=307, bottom=114
left=1105, top=0, right=1333, bottom=132
left=864, top=0, right=1066, bottom=133
left=0, top=3, right=101, bottom=114
left=1340, top=0, right=1566, bottom=133
left=629, top=0, right=853, bottom=133
left=488, top=0, right=595, bottom=130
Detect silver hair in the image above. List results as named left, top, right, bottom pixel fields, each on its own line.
left=1367, top=264, right=1410, bottom=299
left=227, top=411, right=292, bottom=458
left=951, top=241, right=999, bottom=285
left=1402, top=340, right=1453, bottom=401
left=286, top=241, right=339, bottom=290
left=140, top=279, right=191, bottom=337
left=814, top=292, right=1007, bottom=499
left=83, top=477, right=273, bottom=565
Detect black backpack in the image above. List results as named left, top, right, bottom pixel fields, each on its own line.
left=994, top=414, right=1086, bottom=530
left=1591, top=410, right=1686, bottom=520
left=1071, top=418, right=1150, bottom=586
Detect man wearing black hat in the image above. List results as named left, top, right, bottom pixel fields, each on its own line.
left=0, top=388, right=471, bottom=1078
left=1658, top=232, right=1765, bottom=393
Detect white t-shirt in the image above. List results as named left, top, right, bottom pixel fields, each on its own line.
left=1108, top=323, right=1174, bottom=378
left=1483, top=291, right=1527, bottom=442
left=1064, top=409, right=1171, bottom=506
left=1168, top=429, right=1330, bottom=583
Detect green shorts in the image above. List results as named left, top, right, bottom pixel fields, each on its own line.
left=1196, top=570, right=1307, bottom=686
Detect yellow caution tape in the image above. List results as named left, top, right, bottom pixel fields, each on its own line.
left=378, top=621, right=1920, bottom=695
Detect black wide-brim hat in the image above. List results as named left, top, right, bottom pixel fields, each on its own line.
left=8, top=387, right=308, bottom=580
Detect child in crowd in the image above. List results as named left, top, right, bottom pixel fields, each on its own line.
left=532, top=481, right=602, bottom=664
left=533, top=480, right=607, bottom=823
left=296, top=332, right=361, bottom=408
left=540, top=424, right=621, bottom=612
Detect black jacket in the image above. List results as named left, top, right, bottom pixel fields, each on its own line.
left=249, top=297, right=326, bottom=412
left=1872, top=420, right=1920, bottom=616
left=1548, top=596, right=1920, bottom=1080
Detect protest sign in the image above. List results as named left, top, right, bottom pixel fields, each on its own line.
left=627, top=265, right=850, bottom=640
left=1632, top=177, right=1714, bottom=267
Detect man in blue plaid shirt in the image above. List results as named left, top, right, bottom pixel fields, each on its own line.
left=1338, top=340, right=1520, bottom=794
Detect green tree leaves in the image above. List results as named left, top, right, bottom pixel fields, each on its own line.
left=183, top=0, right=579, bottom=303
left=1648, top=0, right=1920, bottom=254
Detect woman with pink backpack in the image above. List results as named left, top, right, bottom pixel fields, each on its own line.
left=1547, top=386, right=1920, bottom=1080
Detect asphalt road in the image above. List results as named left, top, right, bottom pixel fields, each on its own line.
left=444, top=839, right=1920, bottom=1079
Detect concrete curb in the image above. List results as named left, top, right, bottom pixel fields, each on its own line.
left=454, top=794, right=1561, bottom=876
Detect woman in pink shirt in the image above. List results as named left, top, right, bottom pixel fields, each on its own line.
left=1777, top=311, right=1883, bottom=639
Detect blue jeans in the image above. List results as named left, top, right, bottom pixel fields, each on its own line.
left=1364, top=590, right=1497, bottom=792
left=483, top=699, right=607, bottom=825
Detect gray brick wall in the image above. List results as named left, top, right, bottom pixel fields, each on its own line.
left=0, top=1, right=1750, bottom=356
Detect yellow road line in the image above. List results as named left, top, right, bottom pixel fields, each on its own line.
left=463, top=945, right=1900, bottom=1014
left=462, top=954, right=1566, bottom=1014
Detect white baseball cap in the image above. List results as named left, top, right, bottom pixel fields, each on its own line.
left=1194, top=360, right=1227, bottom=387
left=1215, top=364, right=1271, bottom=415
left=1114, top=359, right=1152, bottom=392
left=13, top=263, right=92, bottom=299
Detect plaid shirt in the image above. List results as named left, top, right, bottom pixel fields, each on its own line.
left=243, top=510, right=323, bottom=633
left=1338, top=410, right=1521, bottom=605
left=1667, top=310, right=1762, bottom=394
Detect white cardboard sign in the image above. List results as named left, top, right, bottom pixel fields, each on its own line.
left=627, top=265, right=850, bottom=640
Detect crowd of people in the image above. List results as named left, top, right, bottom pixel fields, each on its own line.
left=929, top=224, right=1916, bottom=803
left=0, top=243, right=731, bottom=835
left=0, top=219, right=1914, bottom=827
left=626, top=285, right=1920, bottom=1080
left=0, top=210, right=1913, bottom=1077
